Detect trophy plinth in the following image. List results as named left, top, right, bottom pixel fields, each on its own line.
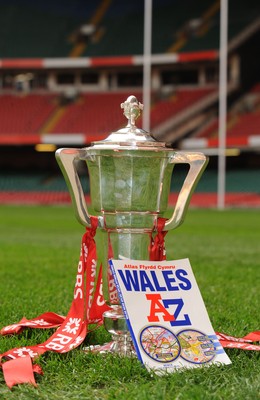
left=56, top=95, right=208, bottom=355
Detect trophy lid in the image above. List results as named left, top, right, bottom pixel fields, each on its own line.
left=90, top=95, right=167, bottom=150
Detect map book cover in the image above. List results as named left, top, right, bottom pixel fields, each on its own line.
left=109, top=258, right=231, bottom=374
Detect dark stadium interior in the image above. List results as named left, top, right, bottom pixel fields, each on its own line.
left=0, top=0, right=259, bottom=205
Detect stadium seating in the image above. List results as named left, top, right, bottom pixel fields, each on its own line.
left=0, top=89, right=216, bottom=139
left=196, top=83, right=260, bottom=140
left=150, top=88, right=214, bottom=127
left=0, top=94, right=57, bottom=135
left=48, top=92, right=137, bottom=137
left=0, top=85, right=258, bottom=148
left=228, top=112, right=260, bottom=137
left=196, top=111, right=260, bottom=142
left=48, top=89, right=216, bottom=136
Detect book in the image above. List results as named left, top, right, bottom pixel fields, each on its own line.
left=109, top=258, right=231, bottom=374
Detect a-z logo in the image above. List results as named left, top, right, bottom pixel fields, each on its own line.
left=146, top=293, right=191, bottom=326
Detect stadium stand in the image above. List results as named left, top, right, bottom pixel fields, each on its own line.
left=0, top=1, right=96, bottom=57
left=0, top=0, right=259, bottom=57
left=194, top=111, right=260, bottom=143
left=0, top=94, right=57, bottom=136
left=190, top=83, right=260, bottom=145
left=0, top=1, right=259, bottom=207
left=48, top=89, right=217, bottom=137
left=48, top=92, right=138, bottom=137
left=0, top=89, right=217, bottom=142
left=150, top=88, right=216, bottom=135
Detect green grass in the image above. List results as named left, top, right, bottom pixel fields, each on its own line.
left=0, top=205, right=259, bottom=399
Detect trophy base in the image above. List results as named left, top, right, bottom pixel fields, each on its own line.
left=84, top=305, right=136, bottom=356
left=85, top=335, right=136, bottom=356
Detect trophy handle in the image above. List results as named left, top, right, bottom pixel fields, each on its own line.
left=55, top=148, right=104, bottom=228
left=165, top=152, right=208, bottom=231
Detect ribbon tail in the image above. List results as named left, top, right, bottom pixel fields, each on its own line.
left=2, top=356, right=38, bottom=388
left=243, top=331, right=260, bottom=342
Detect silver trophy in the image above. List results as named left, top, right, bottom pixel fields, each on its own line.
left=56, top=95, right=208, bottom=355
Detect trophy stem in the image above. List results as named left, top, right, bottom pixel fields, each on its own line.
left=99, top=305, right=136, bottom=355
left=100, top=231, right=153, bottom=356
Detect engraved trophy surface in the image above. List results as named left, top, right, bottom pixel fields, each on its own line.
left=56, top=95, right=208, bottom=355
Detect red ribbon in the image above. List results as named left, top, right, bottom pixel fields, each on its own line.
left=0, top=217, right=110, bottom=388
left=216, top=331, right=260, bottom=351
left=149, top=218, right=168, bottom=261
left=0, top=312, right=65, bottom=336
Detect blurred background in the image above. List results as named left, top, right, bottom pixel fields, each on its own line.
left=0, top=0, right=259, bottom=208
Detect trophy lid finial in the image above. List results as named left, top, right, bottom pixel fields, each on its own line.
left=90, top=94, right=166, bottom=149
left=121, top=95, right=143, bottom=127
